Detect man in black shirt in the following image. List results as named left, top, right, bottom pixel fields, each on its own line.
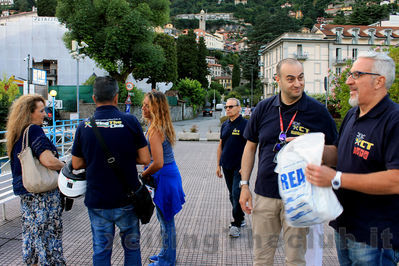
left=239, top=58, right=337, bottom=265
left=217, top=98, right=248, bottom=237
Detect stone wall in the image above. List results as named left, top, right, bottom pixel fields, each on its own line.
left=63, top=103, right=195, bottom=122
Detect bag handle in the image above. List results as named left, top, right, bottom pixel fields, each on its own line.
left=21, top=125, right=32, bottom=151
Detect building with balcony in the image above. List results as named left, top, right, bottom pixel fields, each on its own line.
left=258, top=24, right=399, bottom=98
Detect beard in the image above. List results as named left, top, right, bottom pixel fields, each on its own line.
left=348, top=94, right=359, bottom=107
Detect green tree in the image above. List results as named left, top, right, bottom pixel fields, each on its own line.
left=232, top=61, right=241, bottom=88
left=56, top=0, right=170, bottom=87
left=226, top=90, right=242, bottom=104
left=174, top=78, right=206, bottom=108
left=210, top=81, right=224, bottom=95
left=386, top=46, right=399, bottom=104
left=333, top=11, right=347, bottom=25
left=196, top=37, right=209, bottom=89
left=13, top=0, right=35, bottom=12
left=37, top=0, right=57, bottom=16
left=206, top=89, right=221, bottom=107
left=177, top=30, right=198, bottom=81
left=0, top=75, right=21, bottom=130
left=133, top=33, right=178, bottom=90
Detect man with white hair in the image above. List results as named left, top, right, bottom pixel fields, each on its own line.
left=306, top=51, right=399, bottom=265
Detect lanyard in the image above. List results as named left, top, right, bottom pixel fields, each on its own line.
left=279, top=106, right=298, bottom=135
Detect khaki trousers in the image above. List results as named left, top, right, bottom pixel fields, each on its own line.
left=252, top=194, right=308, bottom=266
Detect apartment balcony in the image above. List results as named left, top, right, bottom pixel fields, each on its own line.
left=47, top=69, right=57, bottom=77
left=334, top=58, right=347, bottom=65
left=293, top=52, right=308, bottom=60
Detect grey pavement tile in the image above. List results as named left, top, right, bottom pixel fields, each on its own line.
left=0, top=141, right=339, bottom=265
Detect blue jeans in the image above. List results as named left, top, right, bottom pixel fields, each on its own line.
left=88, top=205, right=141, bottom=266
left=222, top=168, right=244, bottom=227
left=155, top=207, right=176, bottom=266
left=335, top=231, right=399, bottom=265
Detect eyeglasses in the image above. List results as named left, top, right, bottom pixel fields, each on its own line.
left=273, top=131, right=287, bottom=153
left=224, top=105, right=238, bottom=109
left=347, top=71, right=380, bottom=80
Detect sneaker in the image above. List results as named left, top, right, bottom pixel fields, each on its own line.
left=241, top=220, right=246, bottom=227
left=229, top=225, right=240, bottom=237
left=149, top=255, right=158, bottom=263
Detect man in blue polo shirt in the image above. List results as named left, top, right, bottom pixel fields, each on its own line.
left=216, top=98, right=248, bottom=238
left=306, top=52, right=399, bottom=265
left=71, top=76, right=150, bottom=266
left=239, top=58, right=337, bottom=265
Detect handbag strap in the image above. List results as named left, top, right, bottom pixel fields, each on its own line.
left=89, top=117, right=136, bottom=196
left=21, top=125, right=32, bottom=150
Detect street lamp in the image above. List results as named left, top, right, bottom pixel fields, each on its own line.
left=71, top=41, right=88, bottom=119
left=49, top=89, right=57, bottom=145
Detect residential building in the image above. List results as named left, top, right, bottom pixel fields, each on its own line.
left=214, top=76, right=232, bottom=91
left=234, top=0, right=247, bottom=5
left=175, top=12, right=237, bottom=22
left=0, top=11, right=171, bottom=93
left=258, top=23, right=399, bottom=97
left=0, top=0, right=13, bottom=5
left=182, top=29, right=224, bottom=50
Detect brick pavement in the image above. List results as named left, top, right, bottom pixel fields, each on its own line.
left=0, top=141, right=339, bottom=265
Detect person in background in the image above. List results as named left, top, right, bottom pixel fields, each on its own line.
left=141, top=91, right=185, bottom=266
left=216, top=98, right=248, bottom=237
left=306, top=51, right=399, bottom=265
left=72, top=76, right=150, bottom=265
left=239, top=58, right=338, bottom=265
left=7, top=94, right=66, bottom=265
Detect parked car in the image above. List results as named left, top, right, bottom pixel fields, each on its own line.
left=43, top=107, right=60, bottom=126
left=202, top=108, right=213, bottom=117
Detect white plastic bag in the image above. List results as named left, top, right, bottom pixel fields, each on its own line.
left=275, top=133, right=343, bottom=227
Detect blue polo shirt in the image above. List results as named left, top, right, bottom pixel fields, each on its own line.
left=220, top=115, right=248, bottom=170
left=330, top=95, right=399, bottom=249
left=244, top=93, right=338, bottom=198
left=72, top=105, right=147, bottom=209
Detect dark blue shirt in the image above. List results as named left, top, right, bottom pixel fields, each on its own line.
left=72, top=105, right=147, bottom=209
left=330, top=95, right=399, bottom=249
left=220, top=115, right=248, bottom=170
left=244, top=93, right=338, bottom=198
left=11, top=124, right=58, bottom=195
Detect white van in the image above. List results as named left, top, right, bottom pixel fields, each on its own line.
left=215, top=103, right=224, bottom=111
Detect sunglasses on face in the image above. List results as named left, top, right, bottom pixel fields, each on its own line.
left=224, top=105, right=238, bottom=109
left=347, top=71, right=380, bottom=80
left=273, top=131, right=287, bottom=153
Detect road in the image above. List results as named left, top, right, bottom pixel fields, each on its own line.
left=173, top=111, right=223, bottom=139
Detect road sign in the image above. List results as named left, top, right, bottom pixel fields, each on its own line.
left=126, top=82, right=134, bottom=91
left=45, top=100, right=63, bottom=109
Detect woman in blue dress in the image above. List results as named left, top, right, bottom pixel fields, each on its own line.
left=141, top=91, right=185, bottom=266
left=6, top=94, right=66, bottom=265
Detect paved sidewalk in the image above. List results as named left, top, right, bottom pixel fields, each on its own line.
left=0, top=141, right=338, bottom=265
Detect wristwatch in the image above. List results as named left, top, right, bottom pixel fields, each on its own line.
left=331, top=171, right=342, bottom=190
left=239, top=180, right=249, bottom=188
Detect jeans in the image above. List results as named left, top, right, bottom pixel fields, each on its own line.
left=222, top=168, right=244, bottom=227
left=155, top=207, right=176, bottom=266
left=334, top=231, right=399, bottom=265
left=88, top=205, right=141, bottom=266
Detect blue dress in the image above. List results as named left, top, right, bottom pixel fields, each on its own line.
left=148, top=138, right=185, bottom=221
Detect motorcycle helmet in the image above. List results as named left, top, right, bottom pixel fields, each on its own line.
left=58, top=160, right=86, bottom=198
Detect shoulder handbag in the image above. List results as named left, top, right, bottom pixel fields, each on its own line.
left=90, top=117, right=154, bottom=224
left=18, top=125, right=59, bottom=193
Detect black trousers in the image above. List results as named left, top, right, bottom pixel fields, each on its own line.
left=222, top=168, right=245, bottom=227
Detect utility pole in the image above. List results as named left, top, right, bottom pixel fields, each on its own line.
left=26, top=54, right=30, bottom=87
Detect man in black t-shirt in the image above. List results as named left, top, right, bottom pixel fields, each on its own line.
left=72, top=76, right=150, bottom=265
left=239, top=58, right=338, bottom=265
left=216, top=98, right=248, bottom=238
left=307, top=52, right=399, bottom=265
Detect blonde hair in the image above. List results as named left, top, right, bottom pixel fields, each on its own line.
left=143, top=91, right=176, bottom=146
left=6, top=94, right=45, bottom=157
